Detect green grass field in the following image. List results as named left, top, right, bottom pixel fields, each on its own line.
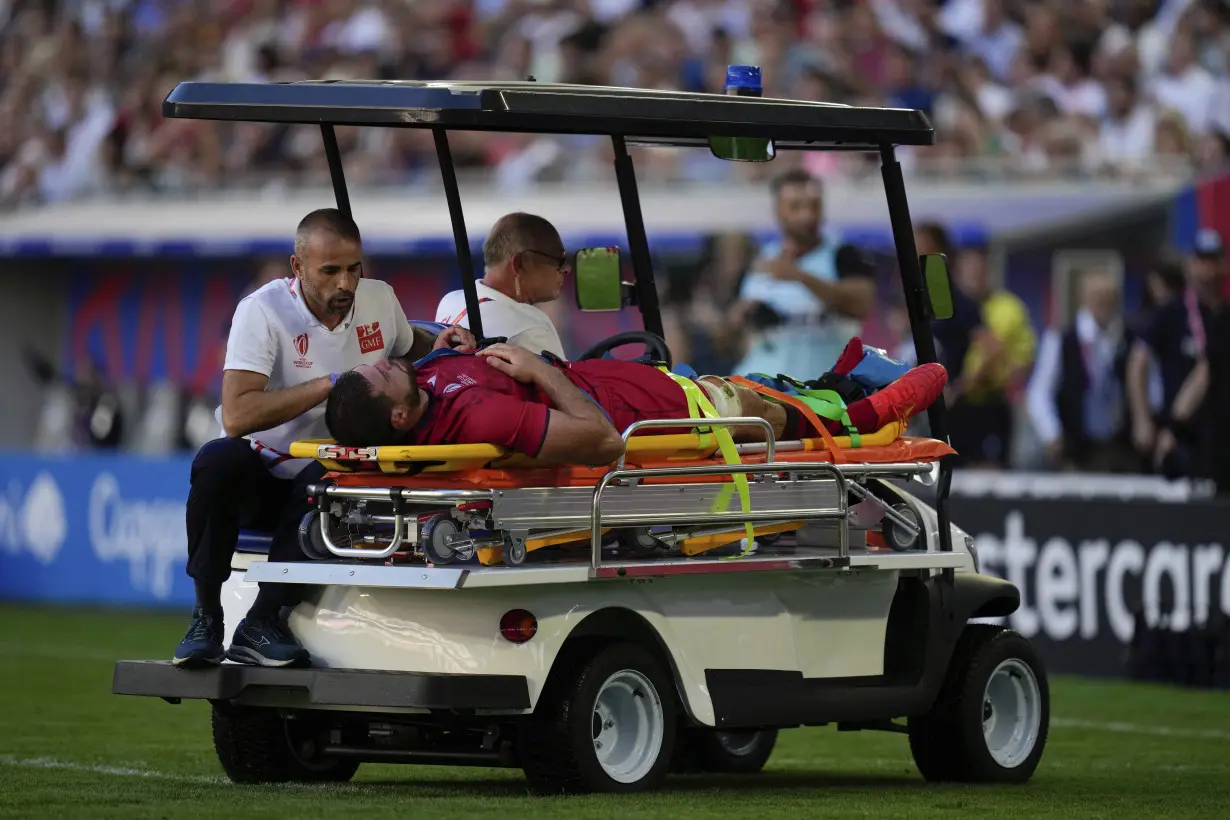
left=2, top=604, right=1229, bottom=819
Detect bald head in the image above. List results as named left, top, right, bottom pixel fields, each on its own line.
left=481, top=212, right=568, bottom=304
left=483, top=213, right=562, bottom=269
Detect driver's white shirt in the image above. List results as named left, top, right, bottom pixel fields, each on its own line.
left=218, top=276, right=415, bottom=478
left=436, top=281, right=566, bottom=359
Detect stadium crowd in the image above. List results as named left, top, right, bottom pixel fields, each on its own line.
left=3, top=0, right=1230, bottom=206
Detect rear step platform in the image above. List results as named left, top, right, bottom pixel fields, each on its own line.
left=112, top=660, right=530, bottom=711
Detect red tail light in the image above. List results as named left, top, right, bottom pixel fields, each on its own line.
left=499, top=609, right=537, bottom=643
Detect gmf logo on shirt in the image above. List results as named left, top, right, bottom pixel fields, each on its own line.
left=357, top=322, right=385, bottom=354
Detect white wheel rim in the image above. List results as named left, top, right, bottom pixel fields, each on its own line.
left=982, top=658, right=1042, bottom=768
left=591, top=669, right=664, bottom=784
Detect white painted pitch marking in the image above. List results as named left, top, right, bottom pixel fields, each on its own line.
left=1051, top=718, right=1230, bottom=742
left=0, top=754, right=225, bottom=785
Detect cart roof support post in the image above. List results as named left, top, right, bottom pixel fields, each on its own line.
left=611, top=135, right=664, bottom=339
left=879, top=144, right=952, bottom=553
left=320, top=125, right=352, bottom=218
left=433, top=127, right=486, bottom=342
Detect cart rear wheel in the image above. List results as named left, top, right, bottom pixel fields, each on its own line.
left=211, top=704, right=359, bottom=784
left=523, top=641, right=677, bottom=794
left=908, top=625, right=1049, bottom=783
left=421, top=514, right=460, bottom=565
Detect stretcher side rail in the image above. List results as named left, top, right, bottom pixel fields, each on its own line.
left=614, top=416, right=776, bottom=470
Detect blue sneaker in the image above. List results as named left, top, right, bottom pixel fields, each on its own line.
left=172, top=607, right=225, bottom=668
left=226, top=615, right=310, bottom=668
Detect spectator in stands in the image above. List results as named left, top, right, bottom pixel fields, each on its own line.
left=1025, top=271, right=1139, bottom=472
left=2, top=0, right=1227, bottom=196
left=1096, top=75, right=1157, bottom=174
left=947, top=244, right=1036, bottom=468
left=1126, top=228, right=1229, bottom=481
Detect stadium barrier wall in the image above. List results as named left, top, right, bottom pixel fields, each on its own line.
left=2, top=449, right=1228, bottom=684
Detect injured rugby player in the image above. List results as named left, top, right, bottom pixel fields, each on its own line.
left=325, top=343, right=947, bottom=467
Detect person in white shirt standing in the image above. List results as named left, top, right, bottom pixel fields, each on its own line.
left=436, top=212, right=568, bottom=360
left=174, top=208, right=475, bottom=669
left=729, top=170, right=877, bottom=380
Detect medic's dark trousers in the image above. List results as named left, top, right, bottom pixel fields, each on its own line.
left=185, top=437, right=325, bottom=600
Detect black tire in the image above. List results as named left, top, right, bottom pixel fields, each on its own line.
left=908, top=625, right=1049, bottom=784
left=421, top=514, right=460, bottom=564
left=297, top=511, right=330, bottom=559
left=681, top=728, right=778, bottom=774
left=522, top=641, right=678, bottom=794
left=211, top=703, right=360, bottom=784
left=882, top=503, right=922, bottom=551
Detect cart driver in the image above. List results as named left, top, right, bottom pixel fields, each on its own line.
left=324, top=342, right=947, bottom=466
left=173, top=208, right=477, bottom=671
left=435, top=212, right=569, bottom=359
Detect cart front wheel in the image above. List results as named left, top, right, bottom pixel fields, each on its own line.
left=523, top=641, right=677, bottom=794
left=908, top=625, right=1049, bottom=783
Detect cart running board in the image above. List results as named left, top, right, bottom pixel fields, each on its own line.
left=111, top=660, right=530, bottom=711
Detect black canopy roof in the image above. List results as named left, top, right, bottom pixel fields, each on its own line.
left=163, top=80, right=934, bottom=149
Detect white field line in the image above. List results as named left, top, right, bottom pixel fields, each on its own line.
left=0, top=754, right=226, bottom=785
left=1051, top=718, right=1230, bottom=742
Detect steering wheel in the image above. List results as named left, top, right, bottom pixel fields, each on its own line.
left=577, top=330, right=672, bottom=370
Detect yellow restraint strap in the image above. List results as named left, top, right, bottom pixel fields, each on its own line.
left=659, top=370, right=756, bottom=553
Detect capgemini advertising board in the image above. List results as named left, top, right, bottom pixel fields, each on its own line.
left=0, top=454, right=195, bottom=606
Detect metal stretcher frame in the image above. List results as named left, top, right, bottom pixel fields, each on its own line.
left=160, top=78, right=955, bottom=556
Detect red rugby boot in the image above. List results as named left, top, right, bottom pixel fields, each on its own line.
left=866, top=363, right=948, bottom=429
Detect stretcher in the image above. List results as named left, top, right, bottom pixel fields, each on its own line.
left=287, top=376, right=954, bottom=568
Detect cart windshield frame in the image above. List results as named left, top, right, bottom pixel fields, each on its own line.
left=161, top=78, right=956, bottom=554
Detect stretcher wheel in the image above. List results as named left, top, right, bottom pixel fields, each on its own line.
left=618, top=528, right=669, bottom=557
left=882, top=503, right=922, bottom=552
left=421, top=514, right=461, bottom=565
left=505, top=535, right=527, bottom=566
left=297, top=511, right=330, bottom=560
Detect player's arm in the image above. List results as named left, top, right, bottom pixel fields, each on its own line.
left=479, top=344, right=624, bottom=465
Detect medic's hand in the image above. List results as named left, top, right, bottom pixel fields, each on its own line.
left=434, top=325, right=477, bottom=352
left=478, top=343, right=550, bottom=384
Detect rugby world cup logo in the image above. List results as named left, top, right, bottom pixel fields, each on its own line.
left=295, top=334, right=309, bottom=357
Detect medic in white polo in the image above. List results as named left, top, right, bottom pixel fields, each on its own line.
left=174, top=208, right=474, bottom=671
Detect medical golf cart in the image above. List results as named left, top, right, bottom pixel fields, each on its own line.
left=112, top=69, right=1049, bottom=794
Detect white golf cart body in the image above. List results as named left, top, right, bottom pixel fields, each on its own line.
left=111, top=76, right=1048, bottom=793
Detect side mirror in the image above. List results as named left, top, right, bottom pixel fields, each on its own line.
left=708, top=136, right=777, bottom=162
left=922, top=253, right=954, bottom=321
left=574, top=247, right=625, bottom=312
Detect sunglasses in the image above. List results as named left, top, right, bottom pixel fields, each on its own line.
left=523, top=249, right=570, bottom=271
